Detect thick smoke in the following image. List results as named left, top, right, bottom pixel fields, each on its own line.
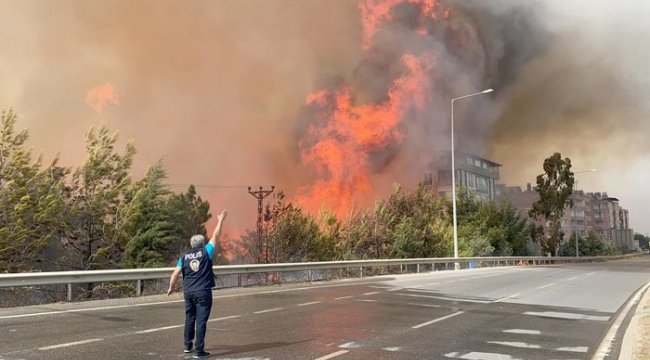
left=1, top=0, right=649, bottom=233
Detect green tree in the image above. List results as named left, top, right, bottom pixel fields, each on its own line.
left=163, top=184, right=210, bottom=261
left=529, top=152, right=574, bottom=256
left=561, top=232, right=616, bottom=256
left=0, top=109, right=67, bottom=272
left=59, top=126, right=136, bottom=271
left=121, top=162, right=176, bottom=267
left=267, top=193, right=321, bottom=263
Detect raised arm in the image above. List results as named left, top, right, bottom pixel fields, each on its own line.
left=208, top=210, right=227, bottom=249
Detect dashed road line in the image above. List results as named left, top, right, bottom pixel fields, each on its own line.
left=334, top=295, right=354, bottom=300
left=566, top=276, right=580, bottom=281
left=488, top=341, right=541, bottom=349
left=557, top=346, right=588, bottom=353
left=362, top=291, right=380, bottom=296
left=135, top=325, right=183, bottom=334
left=502, top=329, right=540, bottom=335
left=524, top=311, right=610, bottom=321
left=39, top=338, right=104, bottom=351
left=253, top=307, right=284, bottom=314
left=412, top=311, right=464, bottom=329
left=297, top=301, right=322, bottom=307
left=445, top=351, right=519, bottom=359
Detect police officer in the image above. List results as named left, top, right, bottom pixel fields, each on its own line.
left=168, top=210, right=227, bottom=359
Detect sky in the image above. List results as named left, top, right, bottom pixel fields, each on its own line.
left=1, top=0, right=649, bottom=235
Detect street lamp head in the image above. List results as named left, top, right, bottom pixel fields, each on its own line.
left=481, top=88, right=494, bottom=94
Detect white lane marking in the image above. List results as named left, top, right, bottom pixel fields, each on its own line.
left=134, top=314, right=241, bottom=334
left=445, top=351, right=521, bottom=360
left=493, top=293, right=521, bottom=303
left=407, top=302, right=441, bottom=308
left=400, top=293, right=489, bottom=304
left=592, top=280, right=650, bottom=360
left=297, top=301, right=322, bottom=307
left=39, top=338, right=104, bottom=351
left=566, top=276, right=579, bottom=281
left=537, top=283, right=555, bottom=289
left=253, top=307, right=283, bottom=314
left=334, top=295, right=354, bottom=300
left=488, top=341, right=541, bottom=349
left=524, top=311, right=609, bottom=321
left=135, top=324, right=183, bottom=334
left=355, top=299, right=377, bottom=302
left=209, top=315, right=241, bottom=322
left=557, top=346, right=588, bottom=353
left=362, top=291, right=380, bottom=296
left=502, top=329, right=541, bottom=335
left=339, top=342, right=361, bottom=349
left=314, top=350, right=349, bottom=360
left=412, top=311, right=464, bottom=329
left=383, top=346, right=400, bottom=351
left=388, top=288, right=402, bottom=292
left=585, top=272, right=596, bottom=276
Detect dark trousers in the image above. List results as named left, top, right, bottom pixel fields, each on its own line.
left=184, top=289, right=213, bottom=351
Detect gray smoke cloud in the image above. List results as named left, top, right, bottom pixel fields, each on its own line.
left=1, top=0, right=649, bottom=233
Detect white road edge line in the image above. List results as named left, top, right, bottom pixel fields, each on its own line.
left=314, top=350, right=349, bottom=360
left=412, top=311, right=465, bottom=329
left=39, top=338, right=104, bottom=351
left=591, top=280, right=650, bottom=360
left=253, top=307, right=284, bottom=314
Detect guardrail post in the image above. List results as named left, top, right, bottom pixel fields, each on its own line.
left=360, top=267, right=363, bottom=278
left=417, top=264, right=420, bottom=273
left=67, top=283, right=72, bottom=302
left=238, top=274, right=242, bottom=287
left=308, top=269, right=313, bottom=282
left=136, top=280, right=142, bottom=296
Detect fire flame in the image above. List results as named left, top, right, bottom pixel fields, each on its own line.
left=359, top=0, right=446, bottom=48
left=296, top=0, right=446, bottom=218
left=85, top=82, right=120, bottom=114
left=298, top=54, right=433, bottom=217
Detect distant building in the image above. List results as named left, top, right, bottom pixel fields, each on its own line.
left=423, top=152, right=501, bottom=201
left=499, top=185, right=635, bottom=251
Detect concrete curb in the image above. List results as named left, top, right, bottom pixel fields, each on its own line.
left=619, top=282, right=650, bottom=359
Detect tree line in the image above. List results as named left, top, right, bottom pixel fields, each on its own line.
left=0, top=109, right=210, bottom=273
left=0, top=108, right=620, bottom=275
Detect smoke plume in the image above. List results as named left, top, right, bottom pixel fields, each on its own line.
left=1, top=0, right=649, bottom=236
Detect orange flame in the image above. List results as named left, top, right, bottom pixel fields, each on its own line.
left=359, top=0, right=445, bottom=48
left=298, top=54, right=433, bottom=217
left=85, top=82, right=120, bottom=114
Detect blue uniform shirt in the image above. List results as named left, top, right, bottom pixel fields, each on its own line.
left=177, top=243, right=215, bottom=292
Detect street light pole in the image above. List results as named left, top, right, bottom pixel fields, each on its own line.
left=451, top=88, right=493, bottom=269
left=572, top=168, right=597, bottom=257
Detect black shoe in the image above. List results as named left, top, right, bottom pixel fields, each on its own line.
left=193, top=351, right=210, bottom=358
left=183, top=348, right=193, bottom=354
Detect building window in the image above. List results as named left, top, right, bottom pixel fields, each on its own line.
left=482, top=162, right=488, bottom=169
left=474, top=159, right=481, bottom=167
left=476, top=176, right=488, bottom=192
left=466, top=157, right=473, bottom=165
left=467, top=173, right=476, bottom=188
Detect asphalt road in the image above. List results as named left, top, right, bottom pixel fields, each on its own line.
left=1, top=258, right=649, bottom=360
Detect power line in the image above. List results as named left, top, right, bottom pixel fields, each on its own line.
left=167, top=184, right=275, bottom=189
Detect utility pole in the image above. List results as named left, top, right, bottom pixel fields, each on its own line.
left=248, top=186, right=274, bottom=262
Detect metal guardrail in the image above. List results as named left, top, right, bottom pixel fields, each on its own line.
left=0, top=255, right=639, bottom=301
